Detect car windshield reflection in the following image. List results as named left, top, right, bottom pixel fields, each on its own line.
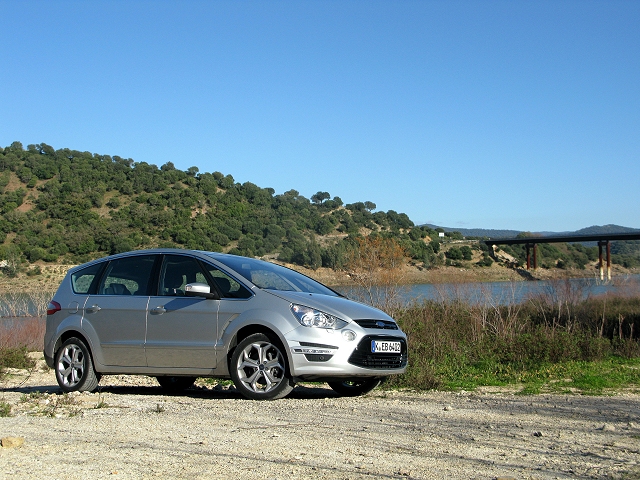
left=205, top=253, right=339, bottom=296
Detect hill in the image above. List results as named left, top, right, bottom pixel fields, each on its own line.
left=423, top=224, right=522, bottom=239
left=1, top=141, right=639, bottom=278
left=426, top=223, right=640, bottom=239
left=0, top=141, right=443, bottom=273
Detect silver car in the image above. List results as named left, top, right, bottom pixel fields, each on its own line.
left=44, top=249, right=408, bottom=400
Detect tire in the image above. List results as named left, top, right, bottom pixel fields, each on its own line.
left=327, top=378, right=384, bottom=397
left=54, top=337, right=100, bottom=393
left=156, top=376, right=196, bottom=392
left=230, top=333, right=294, bottom=400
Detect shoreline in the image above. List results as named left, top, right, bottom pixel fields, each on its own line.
left=1, top=261, right=637, bottom=294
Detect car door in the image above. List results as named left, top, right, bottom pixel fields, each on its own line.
left=83, top=254, right=156, bottom=367
left=145, top=254, right=219, bottom=369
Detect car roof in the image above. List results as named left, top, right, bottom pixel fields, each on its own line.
left=66, top=249, right=257, bottom=274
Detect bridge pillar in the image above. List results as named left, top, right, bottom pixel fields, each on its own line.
left=598, top=240, right=611, bottom=281
left=525, top=243, right=538, bottom=270
left=607, top=240, right=611, bottom=281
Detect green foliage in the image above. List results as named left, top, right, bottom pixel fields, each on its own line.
left=445, top=246, right=464, bottom=261
left=460, top=245, right=473, bottom=260
left=0, top=141, right=427, bottom=268
left=3, top=141, right=634, bottom=273
left=477, top=253, right=493, bottom=267
left=499, top=241, right=605, bottom=270
left=0, top=346, right=36, bottom=370
left=612, top=245, right=640, bottom=268
left=389, top=293, right=640, bottom=392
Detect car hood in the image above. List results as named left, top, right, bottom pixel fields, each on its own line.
left=264, top=290, right=395, bottom=322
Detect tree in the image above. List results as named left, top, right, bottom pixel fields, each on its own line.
left=445, top=247, right=463, bottom=261
left=460, top=246, right=473, bottom=261
left=311, top=191, right=330, bottom=204
left=342, top=236, right=407, bottom=314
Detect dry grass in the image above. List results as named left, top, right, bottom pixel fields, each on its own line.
left=0, top=317, right=46, bottom=351
left=0, top=291, right=53, bottom=351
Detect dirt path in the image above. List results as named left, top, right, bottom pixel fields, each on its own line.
left=1, top=361, right=639, bottom=479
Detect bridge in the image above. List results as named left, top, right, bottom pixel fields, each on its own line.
left=483, top=233, right=640, bottom=280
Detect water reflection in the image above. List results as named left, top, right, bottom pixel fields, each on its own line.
left=336, top=274, right=640, bottom=306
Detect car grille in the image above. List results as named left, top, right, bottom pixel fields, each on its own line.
left=353, top=319, right=399, bottom=330
left=348, top=335, right=408, bottom=370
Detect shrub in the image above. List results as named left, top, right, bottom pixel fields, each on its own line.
left=0, top=346, right=35, bottom=370
left=393, top=289, right=640, bottom=391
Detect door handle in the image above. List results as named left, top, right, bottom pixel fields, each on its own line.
left=86, top=304, right=101, bottom=313
left=151, top=306, right=166, bottom=315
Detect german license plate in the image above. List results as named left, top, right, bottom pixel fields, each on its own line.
left=371, top=340, right=401, bottom=353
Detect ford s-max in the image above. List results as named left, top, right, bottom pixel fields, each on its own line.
left=44, top=249, right=408, bottom=400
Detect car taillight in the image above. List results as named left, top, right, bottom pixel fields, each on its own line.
left=47, top=301, right=62, bottom=315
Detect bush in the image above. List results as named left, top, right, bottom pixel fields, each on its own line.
left=477, top=254, right=493, bottom=267
left=393, top=291, right=640, bottom=391
left=0, top=346, right=35, bottom=370
left=445, top=247, right=463, bottom=261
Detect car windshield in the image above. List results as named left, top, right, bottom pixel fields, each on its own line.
left=205, top=254, right=339, bottom=297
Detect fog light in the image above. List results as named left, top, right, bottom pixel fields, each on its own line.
left=342, top=329, right=357, bottom=342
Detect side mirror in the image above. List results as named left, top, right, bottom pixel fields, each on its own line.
left=184, top=283, right=218, bottom=300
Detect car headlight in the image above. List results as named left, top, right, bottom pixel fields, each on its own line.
left=290, top=304, right=348, bottom=329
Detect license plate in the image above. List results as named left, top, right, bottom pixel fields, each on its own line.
left=371, top=340, right=401, bottom=353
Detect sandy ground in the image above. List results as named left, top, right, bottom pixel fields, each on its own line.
left=1, top=357, right=639, bottom=480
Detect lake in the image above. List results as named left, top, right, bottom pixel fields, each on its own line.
left=336, top=274, right=640, bottom=306
left=2, top=274, right=639, bottom=318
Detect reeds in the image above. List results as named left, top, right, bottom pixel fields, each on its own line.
left=0, top=291, right=54, bottom=351
left=392, top=279, right=640, bottom=390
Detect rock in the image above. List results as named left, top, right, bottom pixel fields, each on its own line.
left=599, top=424, right=616, bottom=432
left=1, top=436, right=25, bottom=448
left=533, top=431, right=543, bottom=437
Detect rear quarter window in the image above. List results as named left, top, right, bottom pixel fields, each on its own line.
left=71, top=263, right=104, bottom=294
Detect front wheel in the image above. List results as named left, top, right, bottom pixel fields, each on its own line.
left=230, top=333, right=294, bottom=400
left=327, top=378, right=384, bottom=397
left=54, top=337, right=100, bottom=393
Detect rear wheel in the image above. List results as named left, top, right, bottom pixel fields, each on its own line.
left=54, top=337, right=100, bottom=393
left=230, top=333, right=294, bottom=400
left=327, top=378, right=383, bottom=397
left=156, top=376, right=197, bottom=392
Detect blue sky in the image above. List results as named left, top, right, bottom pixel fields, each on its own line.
left=1, top=1, right=638, bottom=232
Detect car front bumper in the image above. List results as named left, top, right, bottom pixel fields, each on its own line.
left=285, top=326, right=408, bottom=380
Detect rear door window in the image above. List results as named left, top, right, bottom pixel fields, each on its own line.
left=98, top=255, right=156, bottom=296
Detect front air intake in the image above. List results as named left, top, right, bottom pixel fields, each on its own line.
left=348, top=335, right=407, bottom=369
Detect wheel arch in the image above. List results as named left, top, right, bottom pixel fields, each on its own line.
left=53, top=330, right=98, bottom=370
left=226, top=324, right=293, bottom=375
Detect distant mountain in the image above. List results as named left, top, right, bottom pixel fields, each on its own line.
left=422, top=225, right=522, bottom=238
left=570, top=224, right=640, bottom=236
left=424, top=224, right=640, bottom=240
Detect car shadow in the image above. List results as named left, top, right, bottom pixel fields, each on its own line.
left=1, top=382, right=340, bottom=400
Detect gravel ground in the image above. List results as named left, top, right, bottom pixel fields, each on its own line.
left=1, top=359, right=639, bottom=480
